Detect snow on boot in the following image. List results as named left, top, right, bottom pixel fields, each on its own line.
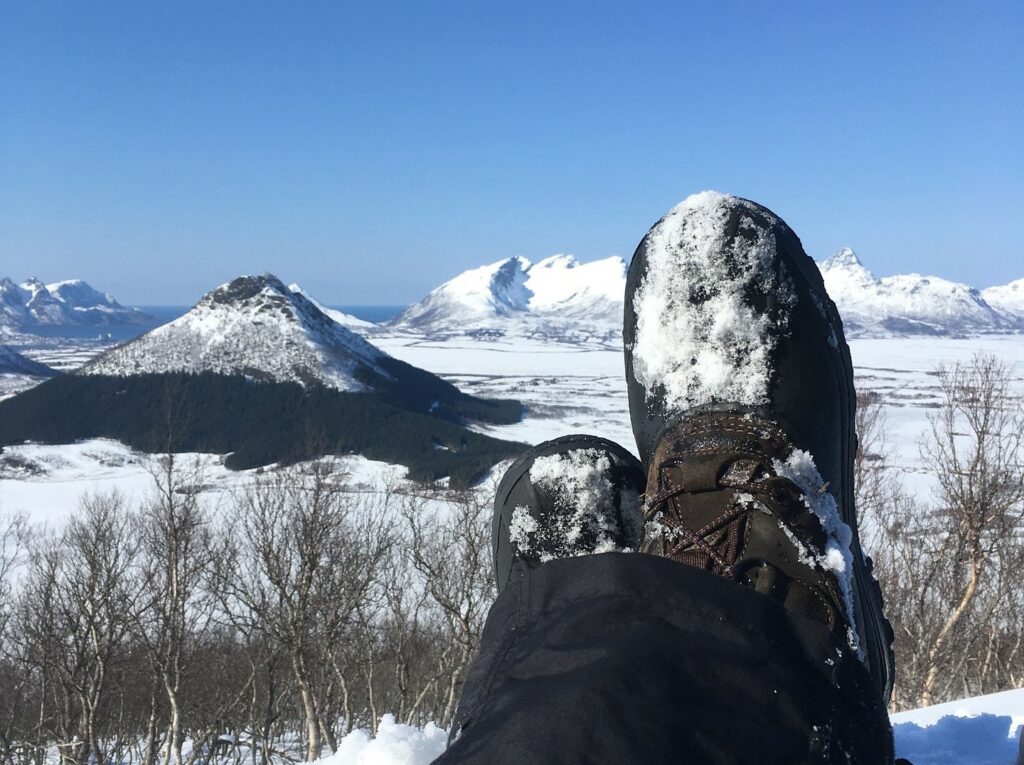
left=623, top=191, right=895, bottom=702
left=492, top=434, right=646, bottom=593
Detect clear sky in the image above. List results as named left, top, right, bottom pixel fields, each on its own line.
left=1, top=1, right=1021, bottom=306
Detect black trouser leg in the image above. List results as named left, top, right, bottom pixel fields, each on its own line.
left=435, top=553, right=894, bottom=765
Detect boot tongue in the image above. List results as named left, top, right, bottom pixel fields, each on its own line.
left=658, top=455, right=721, bottom=493
left=657, top=461, right=740, bottom=536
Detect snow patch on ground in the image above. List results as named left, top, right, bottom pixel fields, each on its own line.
left=306, top=688, right=1024, bottom=764
left=630, top=191, right=793, bottom=411
left=0, top=439, right=410, bottom=524
left=891, top=687, right=1024, bottom=765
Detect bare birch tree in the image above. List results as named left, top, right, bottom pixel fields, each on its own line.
left=214, top=462, right=393, bottom=760
left=916, top=353, right=1024, bottom=706
left=860, top=355, right=1024, bottom=709
left=135, top=455, right=216, bottom=765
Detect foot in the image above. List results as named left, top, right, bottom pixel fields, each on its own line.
left=492, top=435, right=646, bottom=593
left=623, top=191, right=894, bottom=701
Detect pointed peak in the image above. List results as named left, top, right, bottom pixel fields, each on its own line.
left=206, top=273, right=291, bottom=304
left=823, top=248, right=864, bottom=269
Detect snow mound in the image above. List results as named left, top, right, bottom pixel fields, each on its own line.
left=893, top=714, right=1021, bottom=765
left=630, top=190, right=794, bottom=411
left=819, top=248, right=1016, bottom=337
left=318, top=715, right=447, bottom=765
left=81, top=273, right=391, bottom=391
left=892, top=687, right=1024, bottom=765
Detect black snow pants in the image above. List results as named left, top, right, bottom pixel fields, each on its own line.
left=434, top=553, right=895, bottom=765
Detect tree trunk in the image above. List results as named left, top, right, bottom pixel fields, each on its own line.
left=921, top=553, right=982, bottom=706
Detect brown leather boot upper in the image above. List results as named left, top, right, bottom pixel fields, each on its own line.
left=643, top=412, right=851, bottom=640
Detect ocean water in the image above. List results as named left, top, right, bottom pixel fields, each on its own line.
left=336, top=305, right=404, bottom=323
left=19, top=305, right=404, bottom=344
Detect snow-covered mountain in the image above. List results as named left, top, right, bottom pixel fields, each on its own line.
left=8, top=274, right=523, bottom=481
left=818, top=248, right=1016, bottom=336
left=0, top=346, right=56, bottom=378
left=391, top=255, right=626, bottom=343
left=982, top=278, right=1024, bottom=321
left=0, top=277, right=151, bottom=331
left=82, top=274, right=391, bottom=390
left=393, top=250, right=1022, bottom=342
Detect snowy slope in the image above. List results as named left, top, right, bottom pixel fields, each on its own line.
left=983, top=278, right=1024, bottom=321
left=0, top=276, right=150, bottom=331
left=0, top=346, right=56, bottom=378
left=391, top=255, right=626, bottom=342
left=82, top=274, right=391, bottom=391
left=288, top=284, right=376, bottom=331
left=819, top=249, right=1016, bottom=336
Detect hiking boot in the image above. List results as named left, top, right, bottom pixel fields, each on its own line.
left=623, top=191, right=894, bottom=701
left=492, top=434, right=646, bottom=593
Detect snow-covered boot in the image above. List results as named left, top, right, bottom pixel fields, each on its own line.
left=623, top=191, right=895, bottom=702
left=492, top=435, right=646, bottom=593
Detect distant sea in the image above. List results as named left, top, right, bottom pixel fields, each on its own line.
left=336, top=305, right=405, bottom=323
left=31, top=305, right=408, bottom=344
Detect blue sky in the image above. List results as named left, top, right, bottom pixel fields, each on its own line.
left=1, top=1, right=1021, bottom=305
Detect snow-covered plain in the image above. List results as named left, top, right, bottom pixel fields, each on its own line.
left=3, top=332, right=1023, bottom=524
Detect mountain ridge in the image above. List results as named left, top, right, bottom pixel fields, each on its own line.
left=390, top=249, right=1022, bottom=340
left=391, top=254, right=627, bottom=343
left=0, top=276, right=151, bottom=331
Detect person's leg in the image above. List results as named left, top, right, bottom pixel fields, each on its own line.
left=438, top=193, right=897, bottom=763
left=438, top=553, right=891, bottom=765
